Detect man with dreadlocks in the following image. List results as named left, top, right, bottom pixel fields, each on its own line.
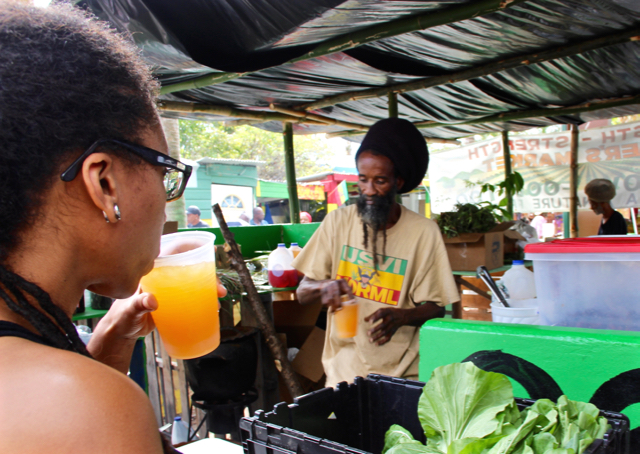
left=294, top=118, right=459, bottom=387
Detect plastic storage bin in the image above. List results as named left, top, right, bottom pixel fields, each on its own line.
left=240, top=374, right=630, bottom=454
left=525, top=237, right=640, bottom=331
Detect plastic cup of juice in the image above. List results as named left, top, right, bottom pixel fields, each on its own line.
left=333, top=294, right=358, bottom=338
left=140, top=231, right=220, bottom=359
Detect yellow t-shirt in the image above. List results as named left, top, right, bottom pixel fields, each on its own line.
left=292, top=204, right=459, bottom=387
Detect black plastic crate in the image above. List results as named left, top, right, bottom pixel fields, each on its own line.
left=240, top=374, right=630, bottom=454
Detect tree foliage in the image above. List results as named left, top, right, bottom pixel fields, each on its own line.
left=179, top=120, right=336, bottom=181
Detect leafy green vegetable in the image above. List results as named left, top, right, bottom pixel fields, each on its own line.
left=436, top=203, right=499, bottom=238
left=417, top=362, right=515, bottom=452
left=383, top=363, right=611, bottom=454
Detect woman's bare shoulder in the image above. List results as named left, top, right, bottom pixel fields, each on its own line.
left=0, top=337, right=163, bottom=454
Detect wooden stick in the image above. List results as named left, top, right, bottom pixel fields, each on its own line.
left=325, top=129, right=460, bottom=145
left=413, top=94, right=640, bottom=129
left=212, top=203, right=304, bottom=398
left=569, top=125, right=579, bottom=238
left=270, top=104, right=369, bottom=131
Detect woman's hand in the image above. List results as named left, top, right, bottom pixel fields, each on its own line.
left=88, top=279, right=227, bottom=373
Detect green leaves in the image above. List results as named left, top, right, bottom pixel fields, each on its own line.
left=436, top=202, right=499, bottom=237
left=383, top=363, right=611, bottom=454
left=417, top=362, right=515, bottom=452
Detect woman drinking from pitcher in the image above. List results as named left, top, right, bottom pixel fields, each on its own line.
left=0, top=2, right=224, bottom=452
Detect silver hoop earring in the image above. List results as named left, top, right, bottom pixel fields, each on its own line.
left=103, top=211, right=110, bottom=223
left=114, top=204, right=122, bottom=222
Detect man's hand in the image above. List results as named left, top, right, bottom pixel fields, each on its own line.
left=365, top=307, right=407, bottom=346
left=365, top=302, right=445, bottom=346
left=297, top=275, right=352, bottom=309
left=320, top=279, right=353, bottom=310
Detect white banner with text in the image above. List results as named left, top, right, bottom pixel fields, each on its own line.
left=430, top=121, right=640, bottom=213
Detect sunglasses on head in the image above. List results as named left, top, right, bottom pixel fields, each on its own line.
left=60, top=139, right=192, bottom=202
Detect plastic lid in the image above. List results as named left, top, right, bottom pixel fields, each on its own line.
left=174, top=416, right=182, bottom=421
left=512, top=260, right=524, bottom=265
left=291, top=242, right=298, bottom=246
left=277, top=243, right=285, bottom=247
left=525, top=237, right=640, bottom=254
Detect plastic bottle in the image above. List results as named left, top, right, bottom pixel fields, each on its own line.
left=289, top=242, right=302, bottom=258
left=500, top=260, right=536, bottom=301
left=268, top=243, right=297, bottom=288
left=289, top=243, right=304, bottom=284
left=171, top=416, right=189, bottom=446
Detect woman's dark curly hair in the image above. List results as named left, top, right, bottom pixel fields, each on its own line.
left=0, top=1, right=159, bottom=354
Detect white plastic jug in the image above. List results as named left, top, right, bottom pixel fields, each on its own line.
left=268, top=243, right=297, bottom=288
left=500, top=260, right=536, bottom=300
left=171, top=416, right=189, bottom=445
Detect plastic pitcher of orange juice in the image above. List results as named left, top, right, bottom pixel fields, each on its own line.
left=140, top=231, right=220, bottom=359
left=334, top=294, right=358, bottom=338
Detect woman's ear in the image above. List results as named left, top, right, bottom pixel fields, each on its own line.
left=81, top=153, right=119, bottom=222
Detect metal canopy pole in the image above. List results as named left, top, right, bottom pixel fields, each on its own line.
left=569, top=125, right=579, bottom=238
left=501, top=131, right=513, bottom=219
left=388, top=92, right=398, bottom=118
left=283, top=122, right=300, bottom=224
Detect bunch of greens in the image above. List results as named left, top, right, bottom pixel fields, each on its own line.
left=383, top=363, right=610, bottom=454
left=436, top=203, right=500, bottom=238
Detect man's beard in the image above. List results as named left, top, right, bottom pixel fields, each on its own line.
left=592, top=203, right=604, bottom=215
left=356, top=186, right=397, bottom=269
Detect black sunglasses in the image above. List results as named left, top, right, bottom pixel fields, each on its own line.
left=60, top=139, right=192, bottom=202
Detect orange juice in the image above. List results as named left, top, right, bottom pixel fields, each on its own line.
left=334, top=297, right=358, bottom=338
left=140, top=260, right=219, bottom=359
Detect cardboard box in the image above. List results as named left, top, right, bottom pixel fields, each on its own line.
left=272, top=298, right=322, bottom=349
left=292, top=326, right=325, bottom=383
left=443, top=222, right=515, bottom=271
left=503, top=229, right=526, bottom=255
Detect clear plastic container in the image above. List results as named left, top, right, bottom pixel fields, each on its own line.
left=140, top=231, right=220, bottom=359
left=289, top=242, right=304, bottom=284
left=268, top=243, right=297, bottom=288
left=525, top=237, right=640, bottom=330
left=289, top=242, right=302, bottom=258
left=500, top=260, right=536, bottom=300
left=171, top=416, right=189, bottom=445
left=334, top=294, right=358, bottom=338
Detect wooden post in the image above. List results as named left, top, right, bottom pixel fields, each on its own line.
left=569, top=124, right=579, bottom=238
left=501, top=131, right=513, bottom=219
left=212, top=204, right=304, bottom=398
left=284, top=122, right=301, bottom=224
left=388, top=92, right=398, bottom=118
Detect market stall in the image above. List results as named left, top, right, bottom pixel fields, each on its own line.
left=68, top=1, right=640, bottom=451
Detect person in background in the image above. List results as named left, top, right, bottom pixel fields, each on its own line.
left=250, top=206, right=269, bottom=225
left=238, top=211, right=251, bottom=225
left=293, top=118, right=459, bottom=388
left=186, top=205, right=209, bottom=228
left=530, top=212, right=547, bottom=240
left=0, top=3, right=225, bottom=452
left=300, top=211, right=312, bottom=223
left=541, top=212, right=557, bottom=240
left=585, top=179, right=628, bottom=235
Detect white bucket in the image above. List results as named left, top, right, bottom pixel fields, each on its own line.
left=490, top=298, right=539, bottom=325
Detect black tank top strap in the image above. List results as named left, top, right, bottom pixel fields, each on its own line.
left=0, top=320, right=53, bottom=347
